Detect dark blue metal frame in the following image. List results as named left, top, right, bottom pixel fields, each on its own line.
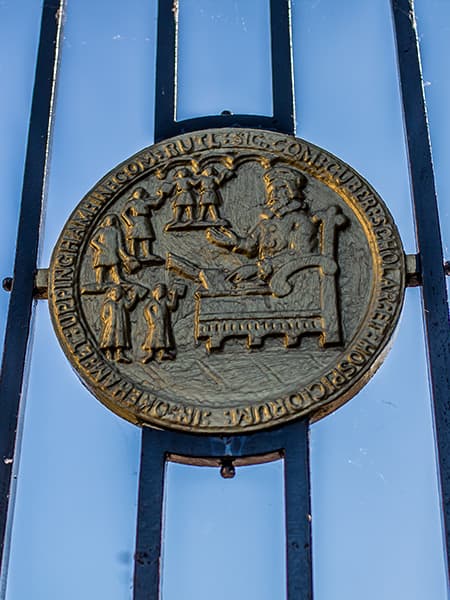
left=0, top=0, right=448, bottom=598
left=391, top=0, right=450, bottom=587
left=134, top=420, right=312, bottom=600
left=134, top=2, right=312, bottom=598
left=154, top=0, right=295, bottom=142
left=0, top=1, right=63, bottom=594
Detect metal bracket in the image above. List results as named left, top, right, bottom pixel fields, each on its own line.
left=405, top=253, right=422, bottom=287
left=406, top=254, right=450, bottom=288
left=2, top=269, right=49, bottom=299
left=34, top=269, right=49, bottom=299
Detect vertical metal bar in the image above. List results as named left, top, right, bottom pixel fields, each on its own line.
left=285, top=420, right=313, bottom=600
left=270, top=0, right=296, bottom=134
left=0, top=1, right=64, bottom=594
left=154, top=0, right=177, bottom=142
left=134, top=423, right=313, bottom=599
left=153, top=0, right=296, bottom=140
left=135, top=1, right=176, bottom=594
left=137, top=1, right=308, bottom=597
left=391, top=0, right=450, bottom=588
left=134, top=429, right=166, bottom=600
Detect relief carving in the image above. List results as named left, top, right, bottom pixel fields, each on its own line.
left=48, top=129, right=405, bottom=433
left=199, top=163, right=346, bottom=350
left=82, top=158, right=349, bottom=363
left=195, top=165, right=234, bottom=224
left=156, top=160, right=235, bottom=230
left=120, top=187, right=164, bottom=263
left=141, top=283, right=185, bottom=363
left=89, top=214, right=138, bottom=285
left=99, top=285, right=137, bottom=363
left=164, top=167, right=198, bottom=229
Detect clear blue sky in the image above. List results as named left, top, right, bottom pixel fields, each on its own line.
left=0, top=1, right=449, bottom=599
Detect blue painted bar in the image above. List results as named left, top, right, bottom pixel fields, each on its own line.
left=391, top=0, right=450, bottom=589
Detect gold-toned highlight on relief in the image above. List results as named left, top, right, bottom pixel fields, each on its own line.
left=48, top=129, right=405, bottom=433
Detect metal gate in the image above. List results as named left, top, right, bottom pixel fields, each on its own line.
left=0, top=1, right=448, bottom=598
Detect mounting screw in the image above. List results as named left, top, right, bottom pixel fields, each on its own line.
left=220, top=459, right=235, bottom=479
left=2, top=277, right=12, bottom=292
left=221, top=110, right=233, bottom=116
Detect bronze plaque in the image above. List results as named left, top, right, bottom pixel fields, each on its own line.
left=48, top=129, right=405, bottom=433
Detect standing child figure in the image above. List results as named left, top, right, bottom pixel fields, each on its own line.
left=99, top=286, right=137, bottom=363
left=141, top=283, right=180, bottom=362
left=161, top=167, right=198, bottom=230
left=196, top=165, right=234, bottom=223
left=121, top=187, right=164, bottom=263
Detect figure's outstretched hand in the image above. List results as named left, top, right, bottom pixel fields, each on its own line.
left=206, top=226, right=238, bottom=248
left=124, top=286, right=138, bottom=306
left=122, top=254, right=140, bottom=274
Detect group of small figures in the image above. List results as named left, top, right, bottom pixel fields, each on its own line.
left=89, top=162, right=234, bottom=286
left=160, top=164, right=234, bottom=229
left=98, top=282, right=184, bottom=364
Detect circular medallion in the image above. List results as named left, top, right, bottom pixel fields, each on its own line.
left=48, top=129, right=405, bottom=433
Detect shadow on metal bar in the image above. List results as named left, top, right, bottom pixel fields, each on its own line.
left=133, top=420, right=312, bottom=600
left=154, top=0, right=295, bottom=142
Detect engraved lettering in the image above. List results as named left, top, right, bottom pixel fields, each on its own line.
left=47, top=129, right=405, bottom=433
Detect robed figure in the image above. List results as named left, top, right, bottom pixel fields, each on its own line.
left=99, top=286, right=137, bottom=363
left=141, top=283, right=179, bottom=362
left=90, top=214, right=138, bottom=285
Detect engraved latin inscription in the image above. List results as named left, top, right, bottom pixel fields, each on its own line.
left=48, top=129, right=405, bottom=433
